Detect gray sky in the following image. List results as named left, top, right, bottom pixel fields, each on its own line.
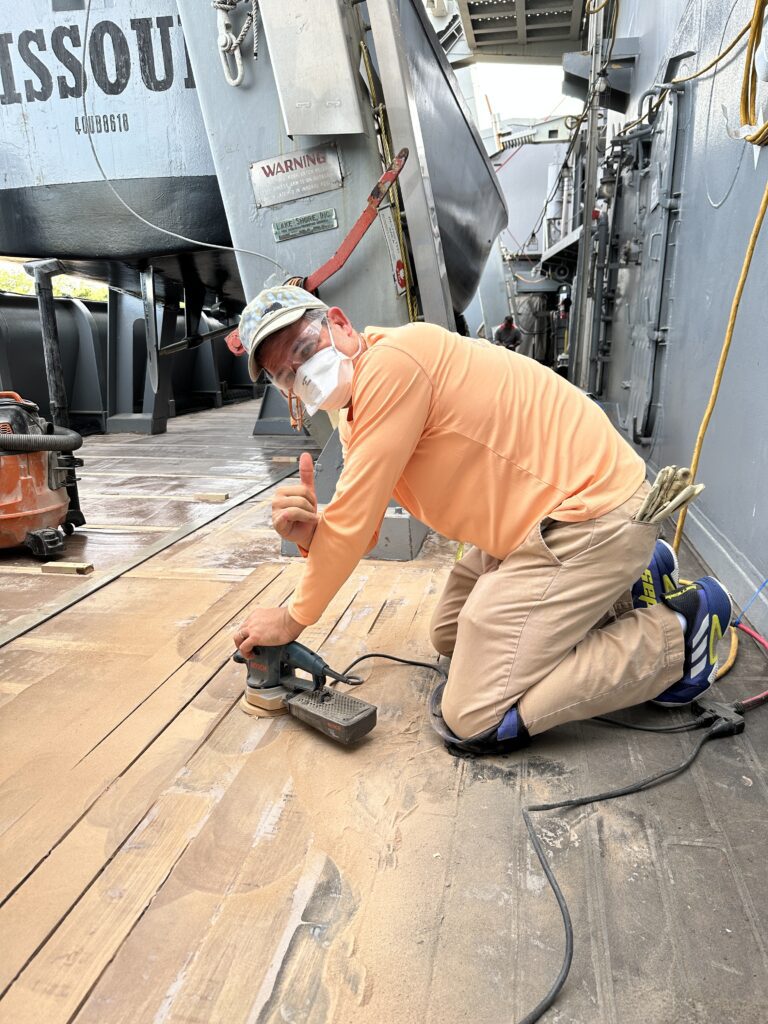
left=471, top=63, right=584, bottom=126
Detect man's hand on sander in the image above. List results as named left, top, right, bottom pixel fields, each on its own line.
left=272, top=452, right=319, bottom=551
left=233, top=606, right=303, bottom=655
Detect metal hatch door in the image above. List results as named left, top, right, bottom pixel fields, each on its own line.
left=259, top=0, right=367, bottom=137
left=619, top=86, right=684, bottom=445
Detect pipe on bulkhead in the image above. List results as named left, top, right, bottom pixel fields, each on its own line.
left=587, top=213, right=609, bottom=396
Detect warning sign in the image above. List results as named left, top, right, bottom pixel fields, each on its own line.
left=378, top=206, right=407, bottom=297
left=250, top=144, right=343, bottom=209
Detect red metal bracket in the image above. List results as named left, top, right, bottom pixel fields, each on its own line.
left=226, top=147, right=410, bottom=357
left=304, top=147, right=409, bottom=294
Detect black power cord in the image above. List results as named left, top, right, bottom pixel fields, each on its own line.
left=329, top=652, right=756, bottom=1024
left=339, top=651, right=448, bottom=683
left=593, top=714, right=705, bottom=733
left=518, top=713, right=744, bottom=1023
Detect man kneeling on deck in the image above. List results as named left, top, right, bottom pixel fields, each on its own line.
left=232, top=285, right=731, bottom=756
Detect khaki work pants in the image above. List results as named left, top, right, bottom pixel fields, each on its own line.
left=430, top=482, right=686, bottom=739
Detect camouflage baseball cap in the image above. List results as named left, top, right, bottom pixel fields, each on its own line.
left=238, top=285, right=327, bottom=381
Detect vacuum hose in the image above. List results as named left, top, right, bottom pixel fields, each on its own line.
left=0, top=426, right=83, bottom=453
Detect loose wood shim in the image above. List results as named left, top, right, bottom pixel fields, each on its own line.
left=41, top=562, right=94, bottom=576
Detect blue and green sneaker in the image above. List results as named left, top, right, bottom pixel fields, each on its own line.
left=653, top=577, right=733, bottom=707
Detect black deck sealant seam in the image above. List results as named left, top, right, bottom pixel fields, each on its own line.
left=70, top=565, right=287, bottom=767
left=0, top=467, right=298, bottom=650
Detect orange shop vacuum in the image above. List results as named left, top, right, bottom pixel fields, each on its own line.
left=0, top=391, right=85, bottom=558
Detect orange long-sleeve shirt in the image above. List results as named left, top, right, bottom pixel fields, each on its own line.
left=287, top=323, right=645, bottom=626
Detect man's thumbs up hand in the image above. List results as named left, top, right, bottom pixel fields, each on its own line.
left=298, top=451, right=315, bottom=492
left=272, top=452, right=320, bottom=551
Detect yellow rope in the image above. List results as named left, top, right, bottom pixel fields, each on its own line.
left=670, top=8, right=768, bottom=675
left=359, top=41, right=420, bottom=323
left=672, top=179, right=768, bottom=677
left=673, top=175, right=768, bottom=551
left=643, top=5, right=768, bottom=677
left=741, top=1, right=765, bottom=124
left=671, top=21, right=751, bottom=82
left=616, top=91, right=667, bottom=136
left=741, top=0, right=768, bottom=144
left=617, top=19, right=752, bottom=137
left=585, top=0, right=611, bottom=14
left=720, top=628, right=740, bottom=677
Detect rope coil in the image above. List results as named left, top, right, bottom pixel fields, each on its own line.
left=359, top=40, right=421, bottom=323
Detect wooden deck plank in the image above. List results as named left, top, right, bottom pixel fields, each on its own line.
left=126, top=502, right=281, bottom=578
left=0, top=648, right=149, bottom=837
left=0, top=661, right=244, bottom=995
left=126, top=566, right=256, bottom=582
left=0, top=572, right=86, bottom=627
left=0, top=483, right=296, bottom=649
left=72, top=495, right=219, bottom=527
left=82, top=492, right=232, bottom=504
left=80, top=470, right=269, bottom=481
left=55, top=568, right=445, bottom=1024
left=0, top=567, right=410, bottom=1015
left=0, top=569, right=390, bottom=996
left=77, top=471, right=263, bottom=491
left=0, top=707, right=271, bottom=1024
left=0, top=574, right=235, bottom=769
left=0, top=567, right=299, bottom=899
left=73, top=743, right=330, bottom=1024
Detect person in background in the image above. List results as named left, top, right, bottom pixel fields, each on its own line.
left=493, top=314, right=523, bottom=351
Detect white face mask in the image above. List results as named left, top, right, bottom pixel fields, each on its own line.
left=292, top=320, right=362, bottom=416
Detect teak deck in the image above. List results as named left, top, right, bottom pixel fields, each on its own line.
left=1, top=402, right=767, bottom=1024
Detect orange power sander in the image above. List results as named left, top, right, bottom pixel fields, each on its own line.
left=233, top=641, right=377, bottom=745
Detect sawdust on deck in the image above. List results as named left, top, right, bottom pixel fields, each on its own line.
left=1, top=401, right=767, bottom=1024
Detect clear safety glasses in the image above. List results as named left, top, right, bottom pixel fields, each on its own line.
left=263, top=315, right=326, bottom=394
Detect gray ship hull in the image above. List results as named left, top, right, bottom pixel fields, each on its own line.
left=0, top=0, right=505, bottom=313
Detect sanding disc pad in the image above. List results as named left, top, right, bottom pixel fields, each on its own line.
left=240, top=694, right=288, bottom=718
